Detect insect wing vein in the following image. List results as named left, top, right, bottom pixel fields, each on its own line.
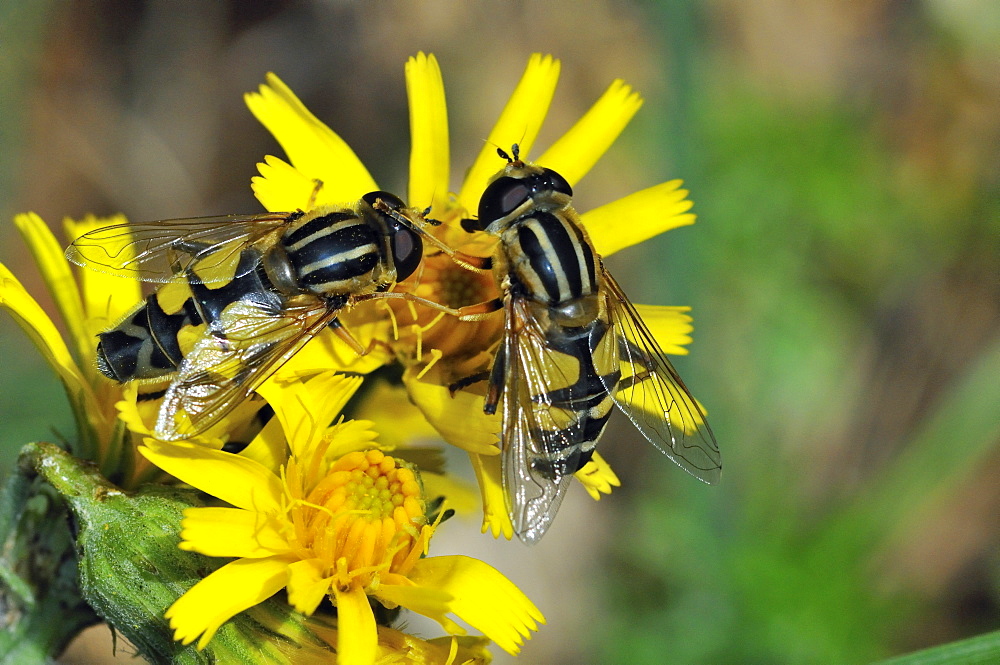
left=600, top=269, right=721, bottom=484
left=155, top=297, right=340, bottom=440
left=65, top=213, right=295, bottom=284
left=501, top=296, right=581, bottom=543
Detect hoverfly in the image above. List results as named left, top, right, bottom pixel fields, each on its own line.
left=67, top=191, right=444, bottom=441
left=457, top=145, right=721, bottom=543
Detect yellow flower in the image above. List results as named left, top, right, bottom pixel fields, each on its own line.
left=139, top=377, right=543, bottom=665
left=245, top=53, right=700, bottom=539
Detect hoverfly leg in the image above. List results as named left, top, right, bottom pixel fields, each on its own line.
left=328, top=318, right=368, bottom=356
left=482, top=344, right=507, bottom=415
left=448, top=371, right=490, bottom=396
left=306, top=179, right=324, bottom=210
left=456, top=297, right=502, bottom=321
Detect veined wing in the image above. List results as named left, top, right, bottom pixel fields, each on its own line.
left=65, top=212, right=298, bottom=284
left=500, top=296, right=592, bottom=544
left=155, top=294, right=341, bottom=440
left=600, top=269, right=721, bottom=484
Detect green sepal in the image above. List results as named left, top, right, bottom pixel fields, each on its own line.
left=19, top=442, right=335, bottom=664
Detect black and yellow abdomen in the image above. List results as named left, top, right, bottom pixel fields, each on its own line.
left=97, top=248, right=281, bottom=382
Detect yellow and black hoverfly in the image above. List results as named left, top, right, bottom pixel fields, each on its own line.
left=458, top=145, right=721, bottom=543
left=66, top=191, right=441, bottom=441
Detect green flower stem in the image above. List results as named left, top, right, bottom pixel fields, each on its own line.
left=873, top=630, right=1000, bottom=665
left=1, top=442, right=98, bottom=665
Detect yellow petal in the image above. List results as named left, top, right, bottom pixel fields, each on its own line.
left=63, top=215, right=143, bottom=336
left=469, top=452, right=513, bottom=539
left=13, top=213, right=90, bottom=361
left=272, top=317, right=393, bottom=380
left=286, top=559, right=332, bottom=615
left=421, top=472, right=479, bottom=517
left=139, top=440, right=283, bottom=513
left=632, top=304, right=693, bottom=355
left=166, top=555, right=291, bottom=649
left=0, top=263, right=100, bottom=419
left=457, top=54, right=561, bottom=213
left=332, top=585, right=378, bottom=665
left=179, top=507, right=290, bottom=558
left=318, top=418, right=380, bottom=460
left=406, top=52, right=450, bottom=212
left=403, top=366, right=501, bottom=457
left=251, top=154, right=321, bottom=213
left=237, top=416, right=288, bottom=472
left=352, top=380, right=439, bottom=450
left=535, top=79, right=643, bottom=187
left=245, top=73, right=377, bottom=207
left=257, top=370, right=363, bottom=459
left=381, top=555, right=544, bottom=656
left=581, top=179, right=695, bottom=257
left=574, top=452, right=621, bottom=501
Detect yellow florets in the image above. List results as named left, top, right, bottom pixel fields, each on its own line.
left=285, top=449, right=428, bottom=592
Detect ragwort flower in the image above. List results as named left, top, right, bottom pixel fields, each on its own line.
left=245, top=53, right=700, bottom=538
left=139, top=370, right=543, bottom=664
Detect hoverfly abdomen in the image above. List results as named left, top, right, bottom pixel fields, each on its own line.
left=97, top=247, right=281, bottom=384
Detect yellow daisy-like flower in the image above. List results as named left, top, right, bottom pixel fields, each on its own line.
left=139, top=372, right=543, bottom=665
left=246, top=53, right=699, bottom=538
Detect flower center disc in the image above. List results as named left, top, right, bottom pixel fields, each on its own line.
left=293, top=450, right=425, bottom=585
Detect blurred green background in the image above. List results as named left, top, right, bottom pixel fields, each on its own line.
left=1, top=2, right=997, bottom=663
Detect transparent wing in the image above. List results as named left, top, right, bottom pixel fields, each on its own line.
left=500, top=296, right=587, bottom=544
left=65, top=212, right=298, bottom=284
left=155, top=296, right=341, bottom=440
left=600, top=269, right=721, bottom=483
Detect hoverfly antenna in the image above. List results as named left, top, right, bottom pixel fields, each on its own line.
left=496, top=146, right=513, bottom=162
left=421, top=205, right=443, bottom=227
left=511, top=143, right=521, bottom=162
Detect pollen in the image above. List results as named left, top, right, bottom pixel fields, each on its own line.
left=285, top=449, right=428, bottom=590
left=438, top=263, right=490, bottom=309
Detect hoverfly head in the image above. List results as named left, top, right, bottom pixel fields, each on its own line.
left=363, top=191, right=425, bottom=280
left=477, top=153, right=574, bottom=228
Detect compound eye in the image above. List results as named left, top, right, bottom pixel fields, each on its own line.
left=478, top=176, right=531, bottom=225
left=363, top=190, right=406, bottom=211
left=390, top=226, right=423, bottom=280
left=542, top=168, right=573, bottom=197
